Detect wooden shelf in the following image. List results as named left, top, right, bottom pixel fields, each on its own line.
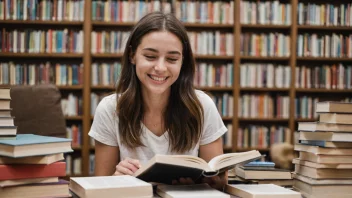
left=92, top=53, right=123, bottom=58
left=295, top=118, right=318, bottom=122
left=240, top=56, right=290, bottom=60
left=298, top=25, right=352, bottom=30
left=222, top=117, right=233, bottom=121
left=92, top=21, right=234, bottom=28
left=236, top=147, right=270, bottom=152
left=0, top=53, right=83, bottom=58
left=57, top=85, right=83, bottom=90
left=91, top=85, right=115, bottom=90
left=223, top=146, right=233, bottom=151
left=195, top=86, right=233, bottom=91
left=65, top=116, right=83, bottom=120
left=92, top=21, right=135, bottom=26
left=239, top=118, right=289, bottom=122
left=195, top=55, right=234, bottom=60
left=241, top=24, right=291, bottom=29
left=295, top=88, right=352, bottom=93
left=296, top=57, right=352, bottom=61
left=240, top=87, right=290, bottom=92
left=0, top=20, right=83, bottom=26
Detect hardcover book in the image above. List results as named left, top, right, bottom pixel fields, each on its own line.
left=134, top=150, right=261, bottom=184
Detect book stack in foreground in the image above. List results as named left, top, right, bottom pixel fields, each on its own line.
left=0, top=88, right=17, bottom=140
left=229, top=161, right=293, bottom=187
left=0, top=134, right=73, bottom=197
left=293, top=101, right=352, bottom=198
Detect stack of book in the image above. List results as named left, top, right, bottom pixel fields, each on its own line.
left=0, top=134, right=73, bottom=197
left=293, top=101, right=352, bottom=198
left=0, top=88, right=16, bottom=140
left=229, top=161, right=293, bottom=187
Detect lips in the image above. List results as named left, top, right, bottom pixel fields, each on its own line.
left=148, top=74, right=169, bottom=82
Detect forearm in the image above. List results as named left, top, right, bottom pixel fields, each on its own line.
left=94, top=140, right=119, bottom=176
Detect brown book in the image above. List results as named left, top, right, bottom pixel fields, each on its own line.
left=133, top=150, right=261, bottom=184
left=294, top=144, right=352, bottom=155
left=235, top=166, right=292, bottom=180
left=0, top=109, right=12, bottom=117
left=294, top=179, right=352, bottom=196
left=0, top=153, right=64, bottom=165
left=298, top=122, right=352, bottom=132
left=293, top=158, right=352, bottom=169
left=0, top=179, right=69, bottom=198
left=319, top=113, right=352, bottom=124
left=0, top=88, right=11, bottom=99
left=299, top=151, right=352, bottom=164
left=225, top=184, right=301, bottom=198
left=0, top=99, right=11, bottom=109
left=294, top=164, right=352, bottom=179
left=0, top=177, right=58, bottom=187
left=293, top=173, right=352, bottom=185
left=299, top=131, right=352, bottom=142
left=299, top=140, right=352, bottom=148
left=69, top=176, right=153, bottom=198
left=316, top=101, right=352, bottom=113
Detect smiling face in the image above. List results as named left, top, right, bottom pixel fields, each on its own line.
left=131, top=31, right=183, bottom=96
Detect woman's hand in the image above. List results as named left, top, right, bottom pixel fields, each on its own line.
left=171, top=177, right=195, bottom=185
left=113, top=157, right=141, bottom=175
left=201, top=171, right=227, bottom=190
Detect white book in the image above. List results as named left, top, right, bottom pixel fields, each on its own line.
left=70, top=176, right=153, bottom=198
left=226, top=184, right=301, bottom=198
left=157, top=184, right=230, bottom=198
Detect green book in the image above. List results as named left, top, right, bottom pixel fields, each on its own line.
left=0, top=134, right=73, bottom=158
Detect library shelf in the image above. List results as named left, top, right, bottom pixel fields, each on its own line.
left=236, top=147, right=270, bottom=152
left=240, top=56, right=290, bottom=61
left=0, top=20, right=83, bottom=26
left=91, top=85, right=115, bottom=90
left=241, top=24, right=291, bottom=29
left=240, top=88, right=290, bottom=92
left=195, top=87, right=233, bottom=91
left=295, top=88, right=352, bottom=93
left=239, top=118, right=289, bottom=122
left=296, top=57, right=352, bottom=61
left=297, top=25, right=352, bottom=31
left=57, top=85, right=84, bottom=90
left=0, top=53, right=83, bottom=58
left=65, top=116, right=83, bottom=121
left=295, top=118, right=318, bottom=122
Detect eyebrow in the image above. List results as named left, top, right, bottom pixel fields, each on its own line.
left=142, top=48, right=181, bottom=55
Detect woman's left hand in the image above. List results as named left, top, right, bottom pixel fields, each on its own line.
left=201, top=171, right=227, bottom=190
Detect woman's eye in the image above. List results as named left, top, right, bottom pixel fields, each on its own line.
left=168, top=58, right=178, bottom=63
left=145, top=55, right=156, bottom=60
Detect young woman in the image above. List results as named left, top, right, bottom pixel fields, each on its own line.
left=89, top=12, right=228, bottom=189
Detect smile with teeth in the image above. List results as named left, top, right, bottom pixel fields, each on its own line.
left=148, top=74, right=168, bottom=82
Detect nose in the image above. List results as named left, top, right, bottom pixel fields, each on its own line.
left=154, top=59, right=167, bottom=72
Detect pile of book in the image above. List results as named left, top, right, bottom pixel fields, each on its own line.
left=293, top=101, right=352, bottom=198
left=0, top=88, right=74, bottom=197
left=228, top=161, right=293, bottom=187
left=0, top=88, right=16, bottom=140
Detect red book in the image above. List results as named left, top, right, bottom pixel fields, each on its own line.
left=0, top=162, right=66, bottom=180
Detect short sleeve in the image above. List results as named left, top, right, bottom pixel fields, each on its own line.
left=197, top=91, right=227, bottom=145
left=88, top=95, right=119, bottom=147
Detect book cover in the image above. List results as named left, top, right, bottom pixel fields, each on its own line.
left=225, top=184, right=301, bottom=198
left=156, top=183, right=230, bottom=198
left=134, top=150, right=261, bottom=184
left=0, top=162, right=66, bottom=180
left=0, top=134, right=73, bottom=157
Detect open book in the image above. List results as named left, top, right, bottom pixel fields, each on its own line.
left=134, top=150, right=261, bottom=184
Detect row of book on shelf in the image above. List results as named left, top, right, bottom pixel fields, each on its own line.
left=0, top=0, right=85, bottom=21
left=2, top=61, right=352, bottom=90
left=0, top=29, right=84, bottom=53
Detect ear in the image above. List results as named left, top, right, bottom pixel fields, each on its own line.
left=129, top=47, right=136, bottom=64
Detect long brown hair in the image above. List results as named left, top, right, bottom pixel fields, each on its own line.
left=116, top=12, right=203, bottom=153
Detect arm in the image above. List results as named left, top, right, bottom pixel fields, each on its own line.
left=199, top=137, right=228, bottom=190
left=94, top=140, right=119, bottom=176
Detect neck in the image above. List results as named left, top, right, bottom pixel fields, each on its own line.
left=142, top=89, right=170, bottom=115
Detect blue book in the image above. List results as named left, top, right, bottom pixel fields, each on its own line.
left=244, top=161, right=275, bottom=167
left=0, top=134, right=72, bottom=158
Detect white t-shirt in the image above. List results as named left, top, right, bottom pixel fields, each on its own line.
left=88, top=90, right=227, bottom=165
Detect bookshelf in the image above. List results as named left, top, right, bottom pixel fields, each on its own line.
left=1, top=0, right=351, bottom=176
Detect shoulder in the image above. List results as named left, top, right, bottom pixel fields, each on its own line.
left=194, top=89, right=215, bottom=109
left=96, top=93, right=118, bottom=115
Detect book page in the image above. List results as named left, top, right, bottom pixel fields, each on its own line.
left=208, top=150, right=261, bottom=171
left=228, top=184, right=300, bottom=195
left=71, top=175, right=151, bottom=189
left=157, top=184, right=230, bottom=198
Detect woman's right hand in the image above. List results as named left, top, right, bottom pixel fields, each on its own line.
left=113, top=157, right=141, bottom=175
